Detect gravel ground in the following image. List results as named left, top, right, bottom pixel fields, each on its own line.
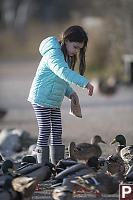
left=0, top=60, right=133, bottom=199
left=32, top=180, right=119, bottom=200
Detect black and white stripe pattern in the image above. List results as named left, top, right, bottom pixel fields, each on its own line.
left=32, top=104, right=62, bottom=147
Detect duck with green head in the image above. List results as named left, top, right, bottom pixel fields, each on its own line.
left=54, top=156, right=101, bottom=196
left=70, top=170, right=124, bottom=195
left=111, top=134, right=133, bottom=166
left=111, top=135, right=126, bottom=154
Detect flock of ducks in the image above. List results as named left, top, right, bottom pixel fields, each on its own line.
left=0, top=134, right=133, bottom=200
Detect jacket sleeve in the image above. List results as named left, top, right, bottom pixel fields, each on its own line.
left=65, top=83, right=75, bottom=98
left=46, top=48, right=89, bottom=88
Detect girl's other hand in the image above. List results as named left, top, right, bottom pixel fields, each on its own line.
left=85, top=82, right=94, bottom=96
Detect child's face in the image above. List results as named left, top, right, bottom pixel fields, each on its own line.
left=65, top=40, right=84, bottom=56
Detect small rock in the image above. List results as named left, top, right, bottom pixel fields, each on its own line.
left=0, top=129, right=22, bottom=152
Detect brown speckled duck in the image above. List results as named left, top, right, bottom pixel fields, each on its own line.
left=68, top=135, right=106, bottom=163
left=106, top=154, right=125, bottom=175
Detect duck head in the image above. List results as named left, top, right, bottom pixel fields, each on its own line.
left=21, top=155, right=37, bottom=165
left=110, top=135, right=126, bottom=147
left=87, top=156, right=100, bottom=171
left=2, top=160, right=16, bottom=174
left=91, top=135, right=106, bottom=145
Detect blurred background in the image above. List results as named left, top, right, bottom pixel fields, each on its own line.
left=0, top=0, right=133, bottom=147
left=1, top=0, right=133, bottom=79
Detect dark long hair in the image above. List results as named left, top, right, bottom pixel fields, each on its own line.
left=60, top=25, right=88, bottom=76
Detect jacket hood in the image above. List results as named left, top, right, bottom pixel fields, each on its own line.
left=39, top=37, right=61, bottom=56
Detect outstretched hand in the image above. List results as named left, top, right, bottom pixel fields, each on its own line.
left=85, top=82, right=94, bottom=96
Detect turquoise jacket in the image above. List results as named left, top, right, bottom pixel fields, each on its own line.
left=28, top=37, right=89, bottom=108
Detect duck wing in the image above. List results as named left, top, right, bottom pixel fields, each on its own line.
left=74, top=143, right=102, bottom=160
left=120, top=145, right=133, bottom=163
left=106, top=155, right=125, bottom=175
left=96, top=172, right=119, bottom=194
left=12, top=177, right=37, bottom=198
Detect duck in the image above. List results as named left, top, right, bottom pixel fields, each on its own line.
left=0, top=174, right=37, bottom=199
left=17, top=162, right=52, bottom=181
left=12, top=163, right=53, bottom=198
left=54, top=157, right=99, bottom=188
left=55, top=159, right=77, bottom=175
left=70, top=171, right=124, bottom=195
left=55, top=163, right=89, bottom=181
left=59, top=157, right=101, bottom=197
left=68, top=135, right=106, bottom=163
left=110, top=134, right=133, bottom=166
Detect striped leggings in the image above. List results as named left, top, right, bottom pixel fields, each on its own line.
left=32, top=104, right=62, bottom=147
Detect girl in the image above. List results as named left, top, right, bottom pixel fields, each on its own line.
left=28, top=25, right=94, bottom=165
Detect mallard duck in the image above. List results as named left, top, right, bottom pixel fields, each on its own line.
left=54, top=157, right=99, bottom=187
left=17, top=162, right=52, bottom=182
left=111, top=134, right=133, bottom=166
left=52, top=185, right=73, bottom=200
left=68, top=135, right=106, bottom=163
left=54, top=157, right=100, bottom=195
left=110, top=134, right=126, bottom=155
left=12, top=164, right=52, bottom=198
left=55, top=163, right=88, bottom=181
left=55, top=159, right=77, bottom=175
left=106, top=154, right=125, bottom=175
left=71, top=171, right=124, bottom=195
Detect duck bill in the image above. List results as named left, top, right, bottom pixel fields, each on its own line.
left=101, top=140, right=106, bottom=144
left=110, top=138, right=116, bottom=144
